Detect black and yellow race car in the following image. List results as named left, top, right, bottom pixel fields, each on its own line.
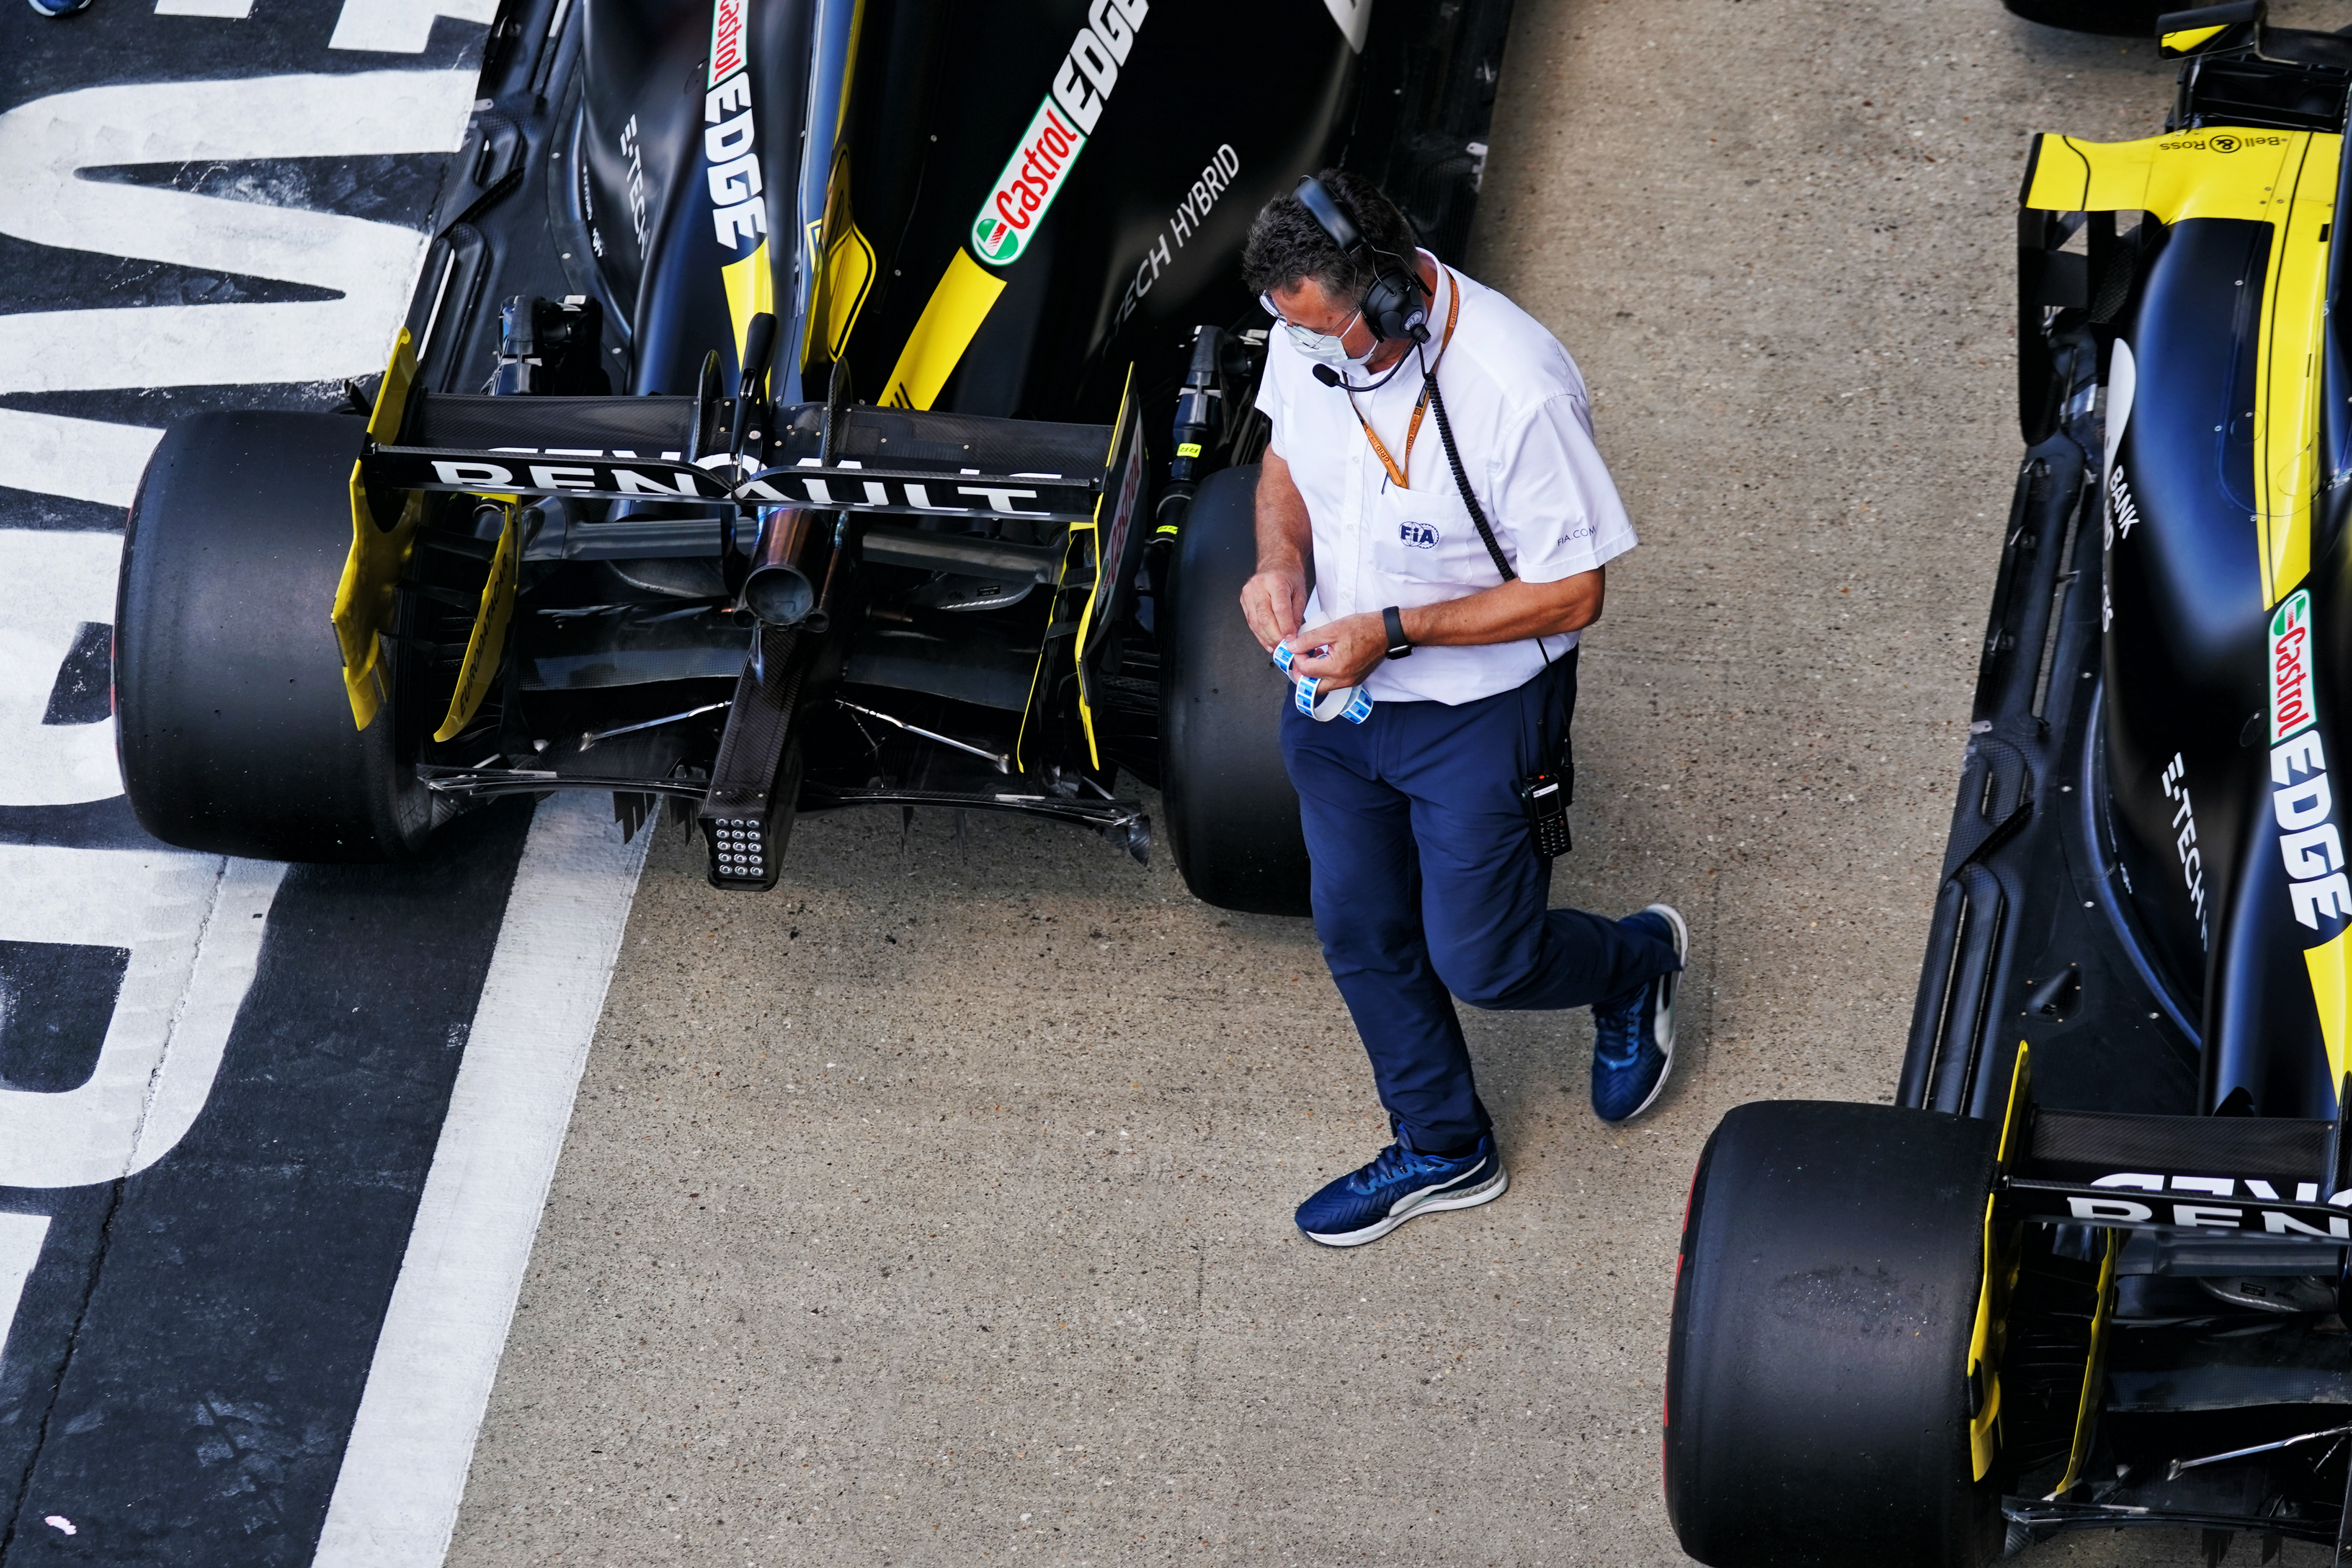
left=1666, top=6, right=2352, bottom=1564
left=112, top=0, right=1513, bottom=913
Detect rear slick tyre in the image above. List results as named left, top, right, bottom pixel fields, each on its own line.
left=2001, top=0, right=2170, bottom=36
left=1160, top=464, right=1312, bottom=917
left=116, top=410, right=436, bottom=862
left=1664, top=1100, right=2004, bottom=1568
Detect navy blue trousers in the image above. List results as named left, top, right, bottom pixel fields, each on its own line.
left=1279, top=650, right=1681, bottom=1153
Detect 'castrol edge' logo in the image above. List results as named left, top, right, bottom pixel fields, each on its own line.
left=705, top=0, right=764, bottom=252
left=2269, top=589, right=2352, bottom=931
left=971, top=0, right=1150, bottom=267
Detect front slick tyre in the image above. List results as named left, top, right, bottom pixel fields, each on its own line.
left=1664, top=1100, right=2003, bottom=1568
left=116, top=410, right=434, bottom=861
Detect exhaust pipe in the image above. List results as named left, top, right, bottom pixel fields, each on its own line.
left=741, top=506, right=817, bottom=625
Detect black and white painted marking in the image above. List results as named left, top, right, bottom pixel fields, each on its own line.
left=0, top=5, right=648, bottom=1563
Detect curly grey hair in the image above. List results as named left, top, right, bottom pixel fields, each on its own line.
left=1240, top=168, right=1419, bottom=304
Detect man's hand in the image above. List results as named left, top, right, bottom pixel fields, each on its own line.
left=1240, top=568, right=1307, bottom=652
left=1283, top=612, right=1387, bottom=688
left=1241, top=452, right=1315, bottom=651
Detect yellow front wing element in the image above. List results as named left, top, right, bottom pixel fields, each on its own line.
left=332, top=328, right=422, bottom=731
left=881, top=249, right=1006, bottom=409
left=2023, top=127, right=2341, bottom=608
left=433, top=506, right=519, bottom=743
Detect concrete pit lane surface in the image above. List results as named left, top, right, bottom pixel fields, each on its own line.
left=450, top=5, right=2334, bottom=1568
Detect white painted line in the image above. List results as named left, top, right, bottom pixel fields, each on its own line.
left=155, top=0, right=255, bottom=15
left=0, top=528, right=126, bottom=807
left=0, top=1214, right=52, bottom=1375
left=329, top=0, right=499, bottom=54
left=313, top=792, right=652, bottom=1567
left=0, top=71, right=476, bottom=396
left=0, top=848, right=286, bottom=1188
left=0, top=410, right=161, bottom=509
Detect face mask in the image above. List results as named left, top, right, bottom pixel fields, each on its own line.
left=1262, top=294, right=1375, bottom=368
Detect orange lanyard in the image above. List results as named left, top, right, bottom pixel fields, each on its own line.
left=1348, top=265, right=1461, bottom=490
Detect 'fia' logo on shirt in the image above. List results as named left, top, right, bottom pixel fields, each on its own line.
left=1398, top=521, right=1438, bottom=549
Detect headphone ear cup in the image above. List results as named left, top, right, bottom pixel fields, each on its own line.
left=1361, top=268, right=1426, bottom=341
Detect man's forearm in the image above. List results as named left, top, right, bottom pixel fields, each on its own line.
left=1254, top=451, right=1313, bottom=574
left=1399, top=569, right=1604, bottom=648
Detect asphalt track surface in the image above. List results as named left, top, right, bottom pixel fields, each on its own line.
left=0, top=5, right=644, bottom=1566
left=445, top=4, right=2348, bottom=1567
left=1, top=2, right=2341, bottom=1567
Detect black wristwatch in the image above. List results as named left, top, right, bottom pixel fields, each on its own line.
left=1382, top=605, right=1412, bottom=660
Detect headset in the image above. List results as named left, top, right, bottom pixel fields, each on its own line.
left=1289, top=174, right=1526, bottom=596
left=1292, top=174, right=1429, bottom=344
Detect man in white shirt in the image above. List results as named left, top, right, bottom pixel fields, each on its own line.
left=1237, top=171, right=1687, bottom=1248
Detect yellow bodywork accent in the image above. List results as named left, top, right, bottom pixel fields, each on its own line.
left=881, top=249, right=1005, bottom=409
left=2052, top=1232, right=2120, bottom=1498
left=821, top=219, right=876, bottom=361
left=1965, top=1042, right=2033, bottom=1483
left=722, top=240, right=775, bottom=366
left=2308, top=928, right=2352, bottom=1096
left=800, top=140, right=876, bottom=368
left=432, top=507, right=519, bottom=743
left=1065, top=372, right=1138, bottom=770
left=1996, top=1041, right=2031, bottom=1169
left=332, top=329, right=421, bottom=730
left=1966, top=1193, right=2005, bottom=1482
left=2024, top=127, right=2340, bottom=606
left=2159, top=22, right=2230, bottom=54
left=1014, top=371, right=1137, bottom=774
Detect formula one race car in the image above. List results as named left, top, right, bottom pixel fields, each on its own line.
left=112, top=0, right=1514, bottom=914
left=1666, top=6, right=2352, bottom=1563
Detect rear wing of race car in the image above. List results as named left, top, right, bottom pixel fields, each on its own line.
left=362, top=383, right=1113, bottom=524
left=1993, top=1045, right=2352, bottom=1239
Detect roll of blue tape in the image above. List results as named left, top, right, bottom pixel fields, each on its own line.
left=1273, top=644, right=1372, bottom=724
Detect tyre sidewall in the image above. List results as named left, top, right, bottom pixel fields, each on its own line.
left=117, top=410, right=432, bottom=861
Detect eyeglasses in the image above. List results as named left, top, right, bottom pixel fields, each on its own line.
left=1259, top=291, right=1362, bottom=356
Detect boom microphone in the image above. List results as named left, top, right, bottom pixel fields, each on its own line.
left=1310, top=358, right=1416, bottom=393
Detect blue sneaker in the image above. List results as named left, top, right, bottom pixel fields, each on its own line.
left=27, top=0, right=94, bottom=15
left=1294, top=1129, right=1508, bottom=1247
left=1591, top=903, right=1688, bottom=1123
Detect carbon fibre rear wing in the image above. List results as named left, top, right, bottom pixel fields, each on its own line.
left=1992, top=1045, right=2352, bottom=1239
left=361, top=386, right=1113, bottom=523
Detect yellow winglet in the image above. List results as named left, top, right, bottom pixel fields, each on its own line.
left=333, top=329, right=423, bottom=730
left=2159, top=23, right=2230, bottom=55
left=434, top=505, right=520, bottom=742
left=1996, top=1041, right=2032, bottom=1170
left=1066, top=367, right=1140, bottom=771
left=2051, top=1231, right=2119, bottom=1498
left=1966, top=1193, right=2005, bottom=1482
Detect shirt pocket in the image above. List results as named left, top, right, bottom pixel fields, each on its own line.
left=1368, top=474, right=1506, bottom=593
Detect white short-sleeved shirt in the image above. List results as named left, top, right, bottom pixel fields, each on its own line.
left=1254, top=255, right=1637, bottom=705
